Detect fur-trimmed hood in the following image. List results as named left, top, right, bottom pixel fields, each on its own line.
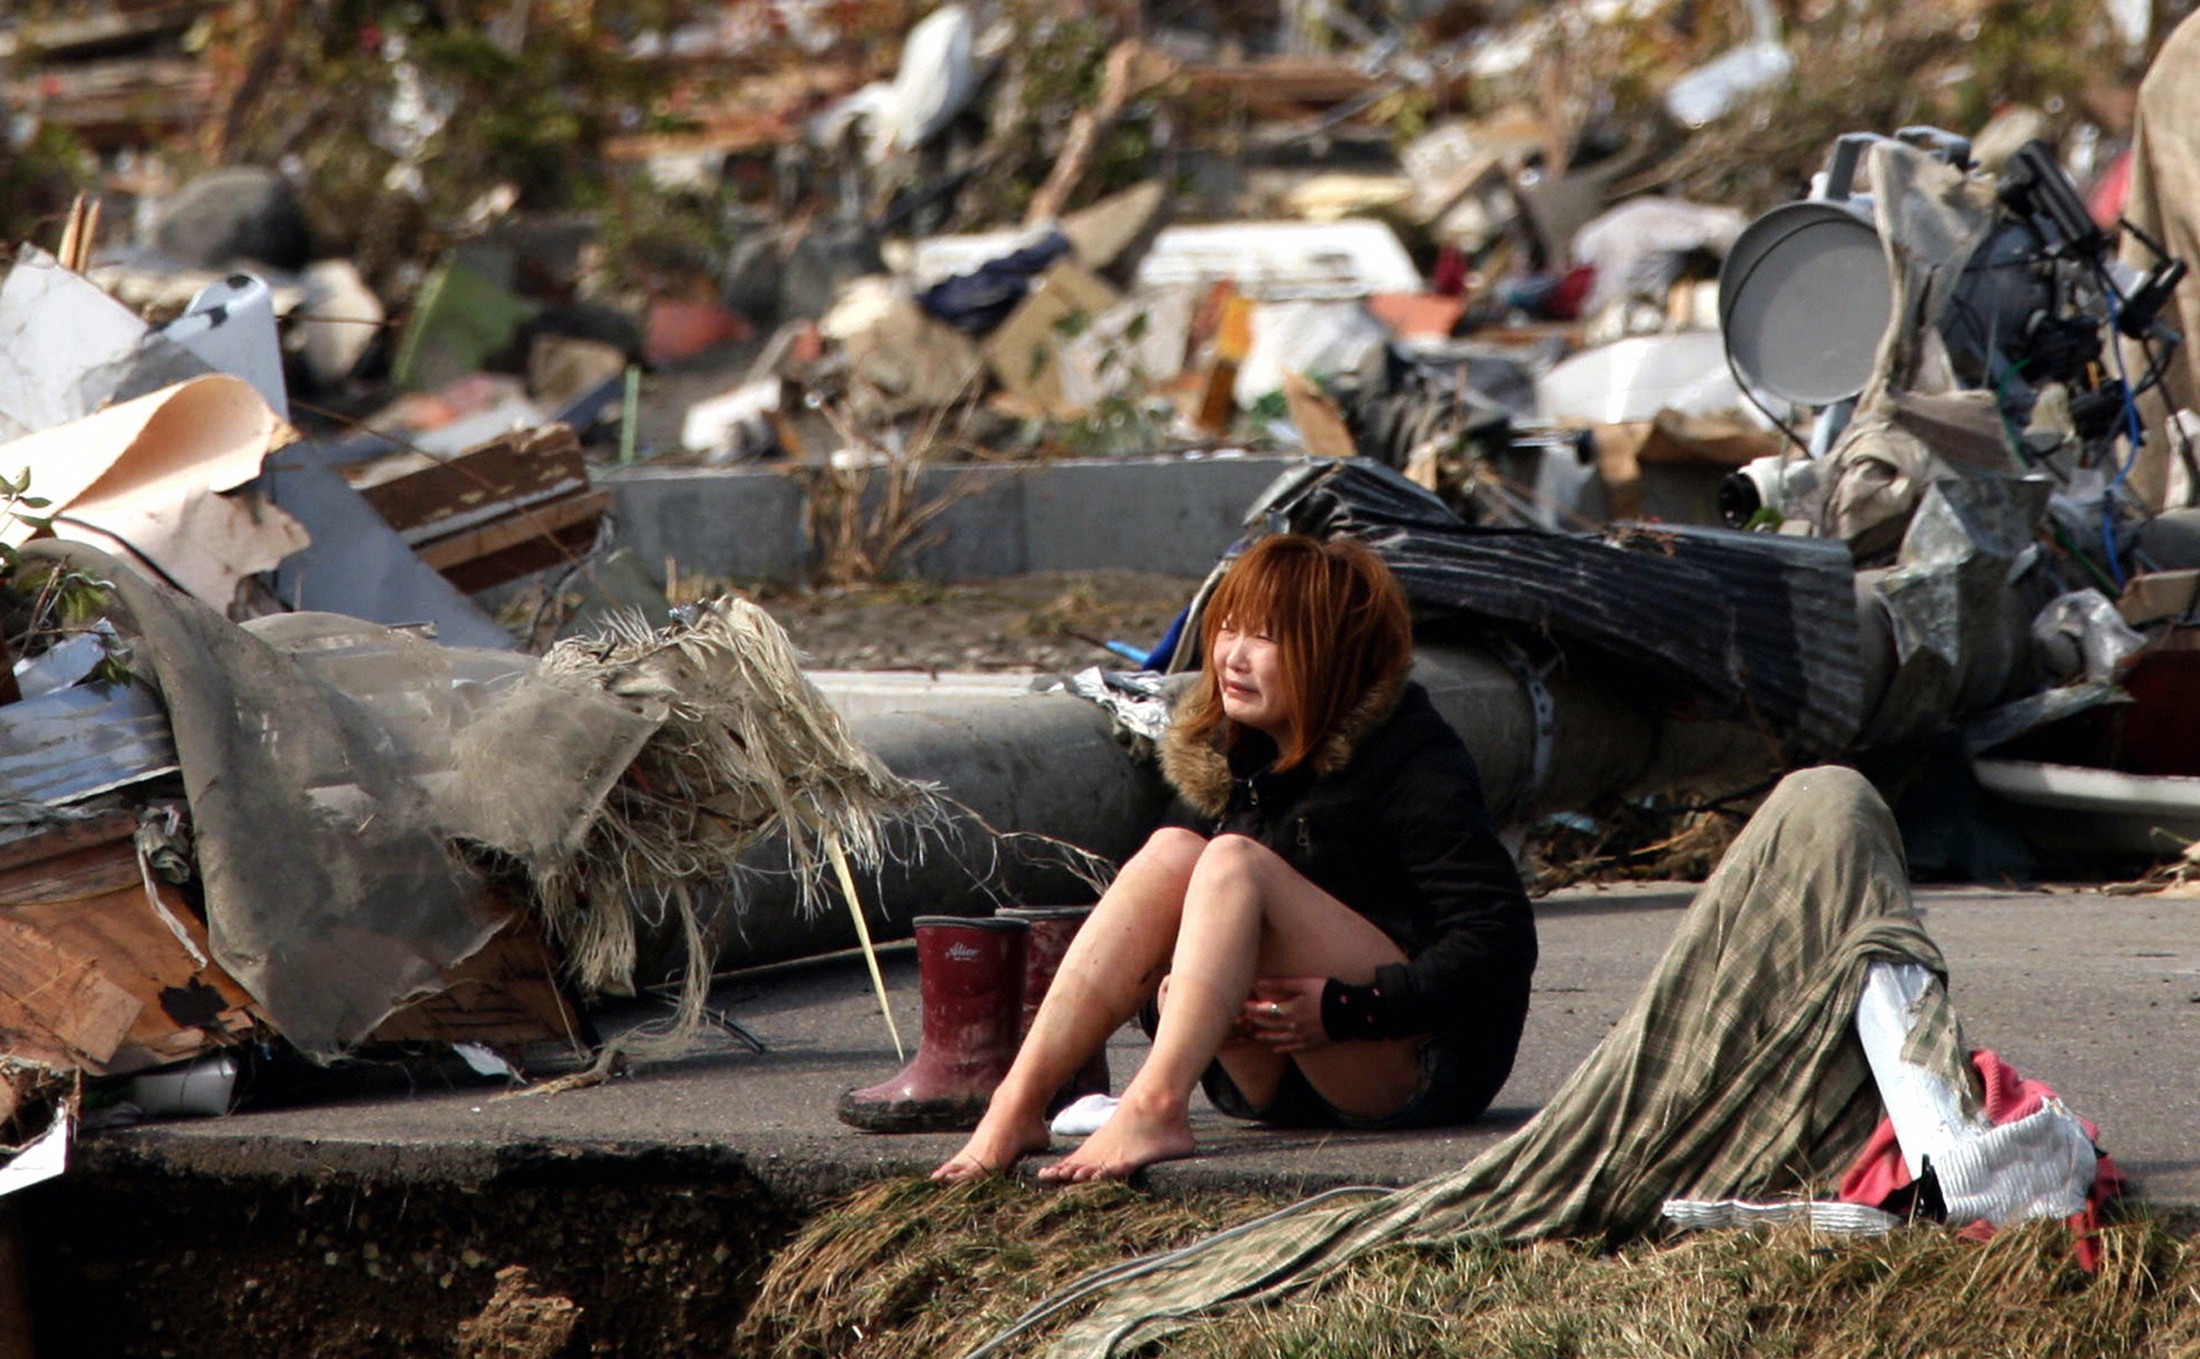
left=1158, top=672, right=1408, bottom=819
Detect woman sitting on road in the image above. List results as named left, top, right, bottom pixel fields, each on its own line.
left=935, top=533, right=1539, bottom=1183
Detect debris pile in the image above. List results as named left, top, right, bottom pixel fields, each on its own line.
left=0, top=0, right=2187, bottom=1263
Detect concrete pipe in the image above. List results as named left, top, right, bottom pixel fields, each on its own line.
left=672, top=651, right=1785, bottom=978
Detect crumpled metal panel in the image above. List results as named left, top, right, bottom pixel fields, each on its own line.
left=1251, top=459, right=1865, bottom=760
left=0, top=679, right=178, bottom=808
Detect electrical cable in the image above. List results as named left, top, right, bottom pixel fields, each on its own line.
left=2098, top=284, right=2147, bottom=588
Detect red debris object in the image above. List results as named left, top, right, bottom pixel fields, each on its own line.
left=2089, top=148, right=2134, bottom=231
left=643, top=297, right=755, bottom=366
left=1368, top=293, right=1470, bottom=342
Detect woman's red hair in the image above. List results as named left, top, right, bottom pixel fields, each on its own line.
left=1177, top=534, right=1413, bottom=771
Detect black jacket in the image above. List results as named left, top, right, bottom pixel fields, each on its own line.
left=1158, top=677, right=1537, bottom=1054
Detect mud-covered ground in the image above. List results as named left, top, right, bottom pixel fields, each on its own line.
left=22, top=1156, right=803, bottom=1359
left=739, top=569, right=1200, bottom=674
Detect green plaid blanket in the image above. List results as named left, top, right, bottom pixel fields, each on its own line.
left=976, top=766, right=1965, bottom=1358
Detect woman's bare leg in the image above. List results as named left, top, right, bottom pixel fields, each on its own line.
left=932, top=827, right=1207, bottom=1181
left=1041, top=834, right=1424, bottom=1183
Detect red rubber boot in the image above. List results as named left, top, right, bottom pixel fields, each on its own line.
left=837, top=915, right=1027, bottom=1133
left=998, top=904, right=1109, bottom=1111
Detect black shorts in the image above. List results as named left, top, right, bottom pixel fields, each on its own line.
left=1199, top=1036, right=1506, bottom=1131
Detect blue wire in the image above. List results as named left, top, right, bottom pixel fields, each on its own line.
left=2100, top=287, right=2145, bottom=588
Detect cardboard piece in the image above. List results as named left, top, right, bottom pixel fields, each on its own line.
left=1282, top=373, right=1358, bottom=457
left=0, top=374, right=309, bottom=609
left=2118, top=570, right=2200, bottom=627
left=1593, top=408, right=1786, bottom=519
left=984, top=262, right=1124, bottom=414
left=1059, top=179, right=1169, bottom=277
left=368, top=907, right=583, bottom=1053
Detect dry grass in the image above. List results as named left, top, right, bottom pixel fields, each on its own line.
left=734, top=1177, right=1276, bottom=1358
left=1179, top=1218, right=2199, bottom=1359
left=738, top=1180, right=2200, bottom=1359
left=1526, top=803, right=1746, bottom=895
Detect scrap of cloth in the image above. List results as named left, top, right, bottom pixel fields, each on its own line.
left=21, top=542, right=929, bottom=1060
left=979, top=765, right=1962, bottom=1359
left=1838, top=1048, right=2127, bottom=1270
left=19, top=542, right=657, bottom=1056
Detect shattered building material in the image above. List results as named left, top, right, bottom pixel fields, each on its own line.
left=984, top=262, right=1124, bottom=415
left=262, top=441, right=524, bottom=653
left=0, top=808, right=259, bottom=1076
left=342, top=424, right=609, bottom=594
left=4, top=55, right=212, bottom=151
left=12, top=543, right=938, bottom=1065
left=1245, top=459, right=1864, bottom=763
left=819, top=276, right=986, bottom=418
left=1131, top=220, right=1423, bottom=301
left=1536, top=330, right=1743, bottom=426
left=0, top=679, right=175, bottom=809
left=0, top=247, right=216, bottom=442
left=1233, top=299, right=1388, bottom=409
left=1571, top=197, right=1748, bottom=327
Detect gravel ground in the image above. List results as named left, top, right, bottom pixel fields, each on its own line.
left=721, top=570, right=1202, bottom=674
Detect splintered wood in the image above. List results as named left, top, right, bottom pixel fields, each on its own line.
left=0, top=811, right=258, bottom=1075
left=344, top=424, right=608, bottom=593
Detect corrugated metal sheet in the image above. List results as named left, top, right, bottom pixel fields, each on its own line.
left=1258, top=460, right=1864, bottom=761
left=0, top=680, right=178, bottom=807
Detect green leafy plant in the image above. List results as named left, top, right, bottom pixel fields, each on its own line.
left=0, top=469, right=128, bottom=689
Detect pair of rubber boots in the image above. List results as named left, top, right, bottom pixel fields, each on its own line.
left=837, top=905, right=1109, bottom=1133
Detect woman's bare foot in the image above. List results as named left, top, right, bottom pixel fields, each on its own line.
left=1037, top=1090, right=1195, bottom=1184
left=931, top=1111, right=1051, bottom=1183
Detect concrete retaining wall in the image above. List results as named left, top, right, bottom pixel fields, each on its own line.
left=603, top=453, right=1300, bottom=584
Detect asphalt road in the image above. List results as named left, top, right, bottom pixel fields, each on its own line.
left=85, top=882, right=2200, bottom=1212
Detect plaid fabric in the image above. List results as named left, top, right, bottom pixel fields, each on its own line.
left=976, top=767, right=1966, bottom=1359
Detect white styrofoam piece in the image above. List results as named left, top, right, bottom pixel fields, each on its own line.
left=1536, top=330, right=1742, bottom=425
left=1131, top=220, right=1424, bottom=301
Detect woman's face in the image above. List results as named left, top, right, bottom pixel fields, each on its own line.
left=1213, top=618, right=1290, bottom=738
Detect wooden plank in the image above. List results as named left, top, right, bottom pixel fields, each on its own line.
left=0, top=916, right=143, bottom=1071
left=0, top=2, right=214, bottom=60
left=413, top=488, right=612, bottom=574
left=347, top=424, right=586, bottom=535
left=2, top=56, right=213, bottom=138
left=0, top=830, right=260, bottom=1074
left=0, top=808, right=138, bottom=880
